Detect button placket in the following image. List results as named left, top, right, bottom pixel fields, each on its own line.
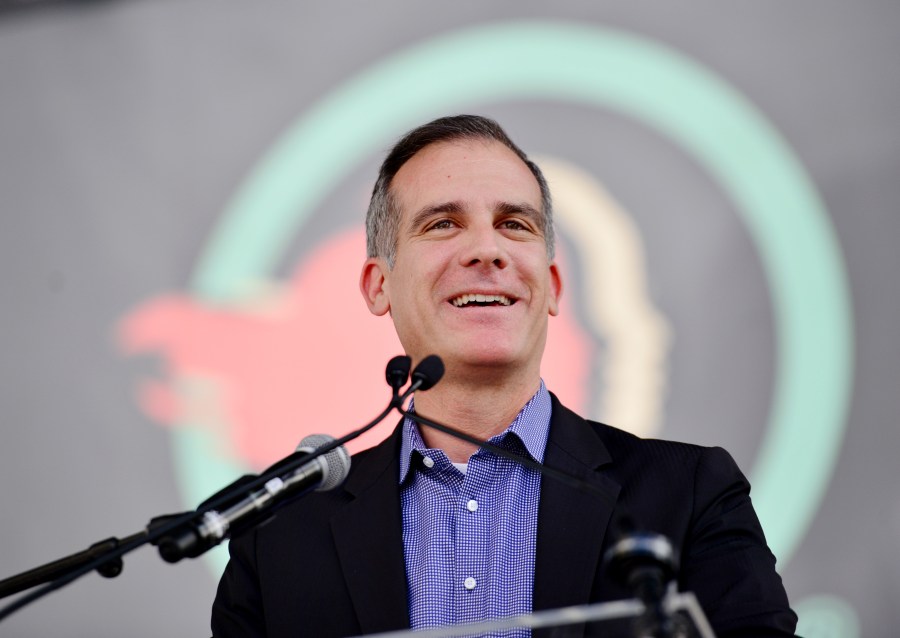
left=458, top=460, right=485, bottom=615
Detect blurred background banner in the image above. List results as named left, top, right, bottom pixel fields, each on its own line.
left=0, top=2, right=895, bottom=637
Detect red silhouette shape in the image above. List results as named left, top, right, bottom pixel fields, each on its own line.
left=119, top=227, right=592, bottom=469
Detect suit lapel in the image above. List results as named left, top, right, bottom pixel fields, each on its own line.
left=533, top=395, right=621, bottom=613
left=330, top=425, right=410, bottom=635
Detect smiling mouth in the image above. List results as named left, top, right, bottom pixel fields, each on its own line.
left=450, top=293, right=514, bottom=308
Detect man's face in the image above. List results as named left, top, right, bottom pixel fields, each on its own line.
left=360, top=139, right=562, bottom=377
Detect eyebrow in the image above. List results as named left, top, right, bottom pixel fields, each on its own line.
left=496, top=201, right=543, bottom=229
left=407, top=201, right=464, bottom=232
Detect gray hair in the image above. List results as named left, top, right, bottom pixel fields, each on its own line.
left=365, top=115, right=555, bottom=267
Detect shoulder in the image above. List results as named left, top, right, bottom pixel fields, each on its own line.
left=549, top=395, right=752, bottom=541
left=550, top=393, right=739, bottom=482
left=593, top=421, right=746, bottom=517
left=594, top=420, right=741, bottom=480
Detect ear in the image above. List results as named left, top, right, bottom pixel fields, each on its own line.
left=359, top=257, right=391, bottom=316
left=547, top=262, right=563, bottom=317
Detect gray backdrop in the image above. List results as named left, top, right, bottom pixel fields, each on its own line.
left=1, top=2, right=898, bottom=636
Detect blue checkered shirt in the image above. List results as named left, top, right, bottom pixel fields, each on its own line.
left=399, top=382, right=551, bottom=636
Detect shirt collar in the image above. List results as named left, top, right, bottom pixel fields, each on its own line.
left=398, top=380, right=552, bottom=484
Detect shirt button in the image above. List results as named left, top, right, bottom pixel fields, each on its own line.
left=464, top=577, right=477, bottom=590
left=422, top=456, right=434, bottom=469
left=466, top=499, right=478, bottom=512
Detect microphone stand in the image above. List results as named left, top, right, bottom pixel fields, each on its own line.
left=0, top=435, right=360, bottom=622
left=0, top=378, right=404, bottom=623
left=0, top=532, right=144, bottom=600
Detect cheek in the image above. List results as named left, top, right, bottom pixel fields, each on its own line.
left=404, top=254, right=451, bottom=289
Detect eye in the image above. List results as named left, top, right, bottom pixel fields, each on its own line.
left=499, top=219, right=529, bottom=231
left=427, top=219, right=457, bottom=231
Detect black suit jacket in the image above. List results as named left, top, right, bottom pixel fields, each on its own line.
left=211, top=395, right=797, bottom=637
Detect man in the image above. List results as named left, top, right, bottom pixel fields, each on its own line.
left=211, top=115, right=797, bottom=637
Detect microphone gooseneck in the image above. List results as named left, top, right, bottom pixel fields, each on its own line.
left=393, top=355, right=613, bottom=501
left=152, top=354, right=420, bottom=566
left=398, top=402, right=612, bottom=501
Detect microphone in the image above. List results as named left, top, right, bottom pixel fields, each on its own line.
left=386, top=355, right=412, bottom=397
left=604, top=528, right=679, bottom=638
left=156, top=434, right=350, bottom=563
left=148, top=355, right=419, bottom=567
left=290, top=433, right=352, bottom=492
left=404, top=354, right=444, bottom=397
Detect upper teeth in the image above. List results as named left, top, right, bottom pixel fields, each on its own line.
left=451, top=293, right=512, bottom=307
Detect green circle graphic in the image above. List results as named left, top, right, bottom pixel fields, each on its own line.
left=179, top=21, right=853, bottom=571
left=795, top=595, right=860, bottom=638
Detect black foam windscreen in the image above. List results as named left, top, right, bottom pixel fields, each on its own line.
left=385, top=355, right=412, bottom=390
left=410, top=354, right=444, bottom=391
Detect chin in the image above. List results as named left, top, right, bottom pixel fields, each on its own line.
left=448, top=346, right=529, bottom=372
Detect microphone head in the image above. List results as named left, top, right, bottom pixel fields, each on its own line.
left=603, top=531, right=677, bottom=589
left=296, top=434, right=351, bottom=492
left=411, top=354, right=445, bottom=391
left=385, top=355, right=412, bottom=390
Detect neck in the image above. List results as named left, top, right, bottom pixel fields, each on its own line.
left=410, top=366, right=541, bottom=463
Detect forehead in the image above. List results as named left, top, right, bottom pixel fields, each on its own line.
left=390, top=139, right=542, bottom=220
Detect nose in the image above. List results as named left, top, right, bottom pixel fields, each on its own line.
left=459, top=223, right=508, bottom=269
